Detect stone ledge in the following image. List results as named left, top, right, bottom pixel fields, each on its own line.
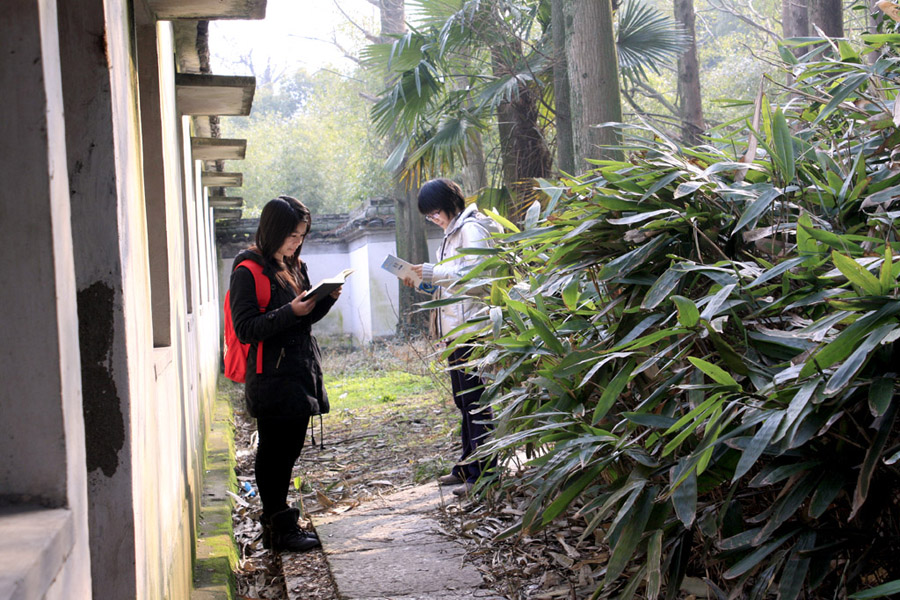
left=191, top=381, right=238, bottom=600
left=0, top=506, right=73, bottom=600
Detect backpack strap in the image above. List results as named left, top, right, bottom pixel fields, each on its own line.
left=236, top=260, right=271, bottom=375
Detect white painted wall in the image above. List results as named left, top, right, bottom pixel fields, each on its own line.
left=218, top=226, right=444, bottom=346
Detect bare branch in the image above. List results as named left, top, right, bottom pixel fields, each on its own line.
left=334, top=0, right=380, bottom=43
left=706, top=0, right=781, bottom=43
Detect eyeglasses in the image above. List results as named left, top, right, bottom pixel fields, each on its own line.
left=425, top=211, right=442, bottom=222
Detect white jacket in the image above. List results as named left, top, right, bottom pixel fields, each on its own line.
left=421, top=204, right=499, bottom=339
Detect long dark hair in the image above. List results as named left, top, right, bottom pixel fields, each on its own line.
left=255, top=195, right=311, bottom=292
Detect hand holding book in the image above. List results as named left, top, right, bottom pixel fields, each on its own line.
left=305, top=268, right=354, bottom=302
left=381, top=255, right=437, bottom=294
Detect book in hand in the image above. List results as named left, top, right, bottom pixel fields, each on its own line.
left=380, top=254, right=437, bottom=294
left=305, top=268, right=354, bottom=302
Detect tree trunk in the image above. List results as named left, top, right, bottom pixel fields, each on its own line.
left=782, top=0, right=808, bottom=87
left=491, top=49, right=553, bottom=217
left=552, top=0, right=575, bottom=175
left=565, top=0, right=623, bottom=170
left=809, top=0, right=842, bottom=38
left=782, top=0, right=809, bottom=47
left=674, top=0, right=703, bottom=146
left=460, top=129, right=487, bottom=195
left=380, top=0, right=429, bottom=337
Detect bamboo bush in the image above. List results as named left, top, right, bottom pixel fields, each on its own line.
left=446, top=34, right=900, bottom=599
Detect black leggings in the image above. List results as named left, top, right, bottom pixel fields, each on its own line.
left=255, top=414, right=310, bottom=518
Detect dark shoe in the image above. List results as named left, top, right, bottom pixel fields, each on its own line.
left=451, top=482, right=475, bottom=496
left=260, top=513, right=318, bottom=549
left=437, top=473, right=464, bottom=486
left=270, top=508, right=321, bottom=553
left=260, top=514, right=272, bottom=549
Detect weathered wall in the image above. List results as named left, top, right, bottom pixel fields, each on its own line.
left=0, top=0, right=93, bottom=597
left=1, top=1, right=237, bottom=598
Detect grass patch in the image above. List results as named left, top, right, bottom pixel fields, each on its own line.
left=325, top=371, right=438, bottom=411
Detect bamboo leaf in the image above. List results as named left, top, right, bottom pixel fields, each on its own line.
left=812, top=72, right=870, bottom=125
left=773, top=108, right=796, bottom=181
left=688, top=356, right=739, bottom=388
left=832, top=251, right=882, bottom=295
left=852, top=401, right=898, bottom=519
left=482, top=207, right=519, bottom=233
left=825, top=323, right=897, bottom=395
left=733, top=412, right=784, bottom=482
left=671, top=463, right=697, bottom=527
left=541, top=465, right=604, bottom=525
left=643, top=265, right=685, bottom=309
left=527, top=307, right=566, bottom=356
left=798, top=223, right=864, bottom=254
left=604, top=486, right=655, bottom=586
left=778, top=532, right=816, bottom=600
left=592, top=360, right=635, bottom=425
left=849, top=579, right=900, bottom=599
left=880, top=247, right=894, bottom=294
left=700, top=284, right=736, bottom=321
left=868, top=377, right=894, bottom=417
left=808, top=471, right=843, bottom=518
left=674, top=180, right=705, bottom=198
left=597, top=235, right=670, bottom=281
left=562, top=278, right=580, bottom=311
left=801, top=302, right=900, bottom=378
left=672, top=295, right=700, bottom=328
left=647, top=530, right=663, bottom=600
left=723, top=531, right=795, bottom=579
left=733, top=187, right=782, bottom=235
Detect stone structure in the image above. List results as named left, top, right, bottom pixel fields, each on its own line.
left=216, top=198, right=444, bottom=343
left=0, top=1, right=262, bottom=598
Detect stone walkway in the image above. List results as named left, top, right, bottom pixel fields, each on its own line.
left=285, top=484, right=504, bottom=600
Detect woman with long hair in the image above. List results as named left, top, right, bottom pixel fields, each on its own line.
left=228, top=195, right=341, bottom=552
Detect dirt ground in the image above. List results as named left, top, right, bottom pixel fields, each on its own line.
left=228, top=377, right=460, bottom=599
left=225, top=342, right=686, bottom=600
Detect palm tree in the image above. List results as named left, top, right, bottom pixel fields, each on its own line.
left=364, top=0, right=687, bottom=213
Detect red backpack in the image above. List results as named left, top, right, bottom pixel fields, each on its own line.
left=223, top=260, right=271, bottom=383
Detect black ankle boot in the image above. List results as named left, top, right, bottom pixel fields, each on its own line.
left=270, top=508, right=321, bottom=553
left=260, top=514, right=273, bottom=549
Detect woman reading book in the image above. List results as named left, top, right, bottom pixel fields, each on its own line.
left=403, top=178, right=500, bottom=497
left=228, top=195, right=342, bottom=552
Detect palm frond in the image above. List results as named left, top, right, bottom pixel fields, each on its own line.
left=616, top=0, right=689, bottom=81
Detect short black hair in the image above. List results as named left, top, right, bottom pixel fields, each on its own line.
left=256, top=195, right=311, bottom=262
left=417, top=178, right=465, bottom=217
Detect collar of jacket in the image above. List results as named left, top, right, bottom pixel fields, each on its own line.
left=444, top=203, right=480, bottom=237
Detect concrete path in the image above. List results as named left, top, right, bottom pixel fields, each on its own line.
left=286, top=484, right=504, bottom=600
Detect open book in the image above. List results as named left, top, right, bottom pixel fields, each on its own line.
left=381, top=254, right=437, bottom=294
left=306, top=268, right=354, bottom=302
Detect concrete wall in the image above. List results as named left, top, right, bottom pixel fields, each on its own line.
left=1, top=1, right=237, bottom=599
left=0, top=1, right=93, bottom=597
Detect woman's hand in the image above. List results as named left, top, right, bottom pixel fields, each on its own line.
left=329, top=285, right=343, bottom=300
left=402, top=264, right=424, bottom=288
left=290, top=292, right=316, bottom=316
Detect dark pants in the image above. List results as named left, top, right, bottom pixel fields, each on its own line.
left=448, top=348, right=495, bottom=483
left=255, top=414, right=310, bottom=518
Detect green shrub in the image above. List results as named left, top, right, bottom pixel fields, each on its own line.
left=467, top=34, right=900, bottom=599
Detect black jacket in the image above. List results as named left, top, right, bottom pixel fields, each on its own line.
left=229, top=249, right=336, bottom=418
